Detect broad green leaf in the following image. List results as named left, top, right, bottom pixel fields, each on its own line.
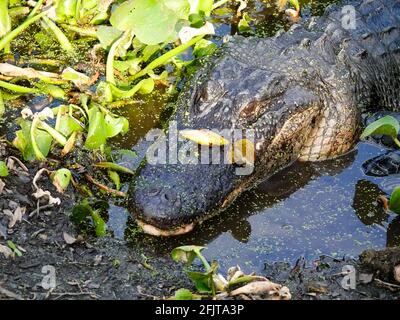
left=0, top=0, right=11, bottom=37
left=193, top=39, right=217, bottom=58
left=188, top=0, right=214, bottom=16
left=96, top=26, right=123, bottom=49
left=91, top=210, right=107, bottom=236
left=84, top=107, right=107, bottom=149
left=94, top=162, right=135, bottom=175
left=13, top=119, right=52, bottom=161
left=171, top=245, right=205, bottom=265
left=238, top=12, right=253, bottom=33
left=51, top=168, right=71, bottom=193
left=0, top=160, right=8, bottom=177
left=172, top=288, right=200, bottom=300
left=186, top=270, right=212, bottom=293
left=360, top=115, right=400, bottom=139
left=55, top=0, right=77, bottom=23
left=108, top=170, right=120, bottom=190
left=164, top=0, right=190, bottom=19
left=389, top=186, right=400, bottom=215
left=104, top=114, right=129, bottom=138
left=110, top=0, right=179, bottom=45
left=58, top=115, right=83, bottom=137
left=71, top=201, right=93, bottom=224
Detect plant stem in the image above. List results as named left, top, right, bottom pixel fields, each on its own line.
left=196, top=252, right=211, bottom=271
left=393, top=137, right=400, bottom=148
left=106, top=32, right=128, bottom=84
left=42, top=16, right=74, bottom=53
left=129, top=35, right=206, bottom=82
left=0, top=10, right=48, bottom=51
left=213, top=0, right=230, bottom=10
left=0, top=80, right=39, bottom=94
left=39, top=121, right=67, bottom=146
left=30, top=117, right=46, bottom=161
left=27, top=0, right=44, bottom=19
left=61, top=24, right=98, bottom=38
left=0, top=90, right=4, bottom=118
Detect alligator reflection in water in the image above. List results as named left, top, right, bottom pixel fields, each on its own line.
left=106, top=142, right=400, bottom=270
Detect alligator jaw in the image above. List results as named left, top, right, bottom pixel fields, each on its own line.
left=136, top=219, right=195, bottom=237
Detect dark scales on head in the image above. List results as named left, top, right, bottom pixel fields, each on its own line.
left=129, top=0, right=400, bottom=236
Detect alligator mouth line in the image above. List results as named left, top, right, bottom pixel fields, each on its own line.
left=136, top=219, right=196, bottom=236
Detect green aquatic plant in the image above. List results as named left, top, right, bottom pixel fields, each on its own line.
left=170, top=245, right=291, bottom=300
left=71, top=199, right=107, bottom=237
left=360, top=115, right=400, bottom=148
left=361, top=115, right=400, bottom=216
left=0, top=160, right=8, bottom=177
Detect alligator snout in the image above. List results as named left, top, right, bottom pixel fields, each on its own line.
left=130, top=154, right=242, bottom=236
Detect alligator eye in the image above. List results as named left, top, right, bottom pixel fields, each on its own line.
left=239, top=100, right=261, bottom=119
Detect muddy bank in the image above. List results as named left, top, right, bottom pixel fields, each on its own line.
left=0, top=144, right=399, bottom=300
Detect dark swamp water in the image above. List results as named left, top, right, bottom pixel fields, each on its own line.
left=104, top=0, right=400, bottom=272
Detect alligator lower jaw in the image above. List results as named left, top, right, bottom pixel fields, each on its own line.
left=136, top=219, right=195, bottom=237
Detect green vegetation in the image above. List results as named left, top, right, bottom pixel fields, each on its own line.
left=361, top=115, right=400, bottom=215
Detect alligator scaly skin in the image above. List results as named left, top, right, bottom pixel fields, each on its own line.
left=129, top=0, right=400, bottom=235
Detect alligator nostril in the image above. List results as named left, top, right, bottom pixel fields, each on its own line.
left=148, top=187, right=161, bottom=196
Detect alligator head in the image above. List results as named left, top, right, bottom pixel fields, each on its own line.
left=129, top=26, right=362, bottom=235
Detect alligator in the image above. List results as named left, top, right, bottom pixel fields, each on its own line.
left=128, top=0, right=400, bottom=236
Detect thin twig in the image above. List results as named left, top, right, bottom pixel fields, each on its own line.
left=29, top=204, right=54, bottom=217
left=84, top=173, right=126, bottom=197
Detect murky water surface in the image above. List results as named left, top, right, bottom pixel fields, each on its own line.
left=104, top=0, right=400, bottom=271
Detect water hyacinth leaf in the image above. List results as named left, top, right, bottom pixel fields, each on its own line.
left=193, top=39, right=217, bottom=58
left=361, top=115, right=400, bottom=139
left=61, top=131, right=77, bottom=156
left=71, top=201, right=93, bottom=224
left=171, top=245, right=205, bottom=265
left=290, top=0, right=300, bottom=12
left=389, top=186, right=400, bottom=215
left=238, top=12, right=252, bottom=33
left=91, top=210, right=107, bottom=237
left=96, top=26, right=123, bottom=49
left=188, top=0, right=214, bottom=16
left=37, top=83, right=68, bottom=100
left=84, top=107, right=107, bottom=149
left=51, top=168, right=71, bottom=193
left=55, top=0, right=77, bottom=23
left=180, top=129, right=229, bottom=146
left=110, top=78, right=154, bottom=99
left=172, top=288, right=200, bottom=300
left=7, top=240, right=22, bottom=257
left=96, top=81, right=113, bottom=103
left=110, top=0, right=179, bottom=45
left=0, top=160, right=8, bottom=177
left=94, top=162, right=135, bottom=175
left=104, top=114, right=129, bottom=138
left=58, top=115, right=83, bottom=137
left=61, top=67, right=90, bottom=87
left=108, top=170, right=120, bottom=190
left=13, top=119, right=52, bottom=161
left=186, top=270, right=213, bottom=293
left=164, top=0, right=190, bottom=19
left=0, top=0, right=11, bottom=37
